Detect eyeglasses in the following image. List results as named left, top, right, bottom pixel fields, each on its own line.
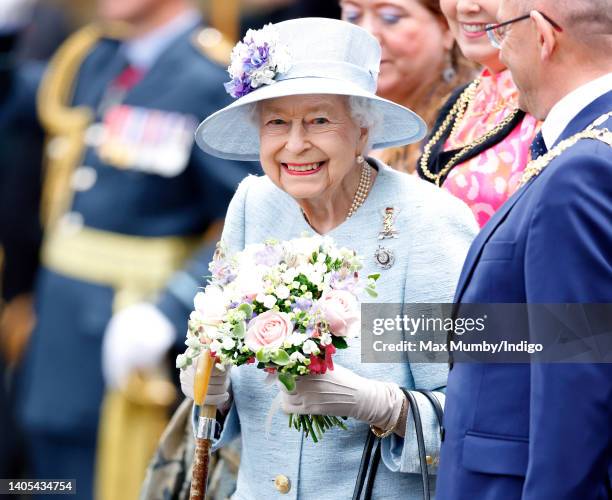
left=485, top=11, right=563, bottom=49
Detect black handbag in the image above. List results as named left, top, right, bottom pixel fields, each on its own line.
left=352, top=389, right=444, bottom=500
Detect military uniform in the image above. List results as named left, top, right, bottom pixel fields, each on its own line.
left=2, top=10, right=256, bottom=500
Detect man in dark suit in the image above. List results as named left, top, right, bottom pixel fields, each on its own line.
left=436, top=0, right=612, bottom=498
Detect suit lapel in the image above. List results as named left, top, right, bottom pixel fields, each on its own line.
left=552, top=90, right=612, bottom=146
left=454, top=179, right=533, bottom=303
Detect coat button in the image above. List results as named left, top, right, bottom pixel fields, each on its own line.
left=46, top=136, right=70, bottom=159
left=71, top=166, right=97, bottom=191
left=426, top=455, right=434, bottom=465
left=274, top=474, right=291, bottom=494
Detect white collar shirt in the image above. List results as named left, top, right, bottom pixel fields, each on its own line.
left=541, top=72, right=612, bottom=148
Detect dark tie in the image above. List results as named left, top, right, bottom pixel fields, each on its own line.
left=529, top=131, right=548, bottom=160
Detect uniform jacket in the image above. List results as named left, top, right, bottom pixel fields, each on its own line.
left=211, top=161, right=478, bottom=499
left=436, top=91, right=612, bottom=499
left=11, top=21, right=257, bottom=437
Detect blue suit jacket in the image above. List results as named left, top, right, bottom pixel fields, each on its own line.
left=436, top=91, right=612, bottom=499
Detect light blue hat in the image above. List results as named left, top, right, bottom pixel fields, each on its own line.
left=195, top=17, right=427, bottom=161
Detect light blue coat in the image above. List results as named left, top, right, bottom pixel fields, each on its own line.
left=213, top=161, right=478, bottom=499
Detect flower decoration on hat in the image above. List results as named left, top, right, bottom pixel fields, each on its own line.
left=224, top=24, right=292, bottom=99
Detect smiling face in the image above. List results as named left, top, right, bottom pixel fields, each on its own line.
left=258, top=94, right=368, bottom=205
left=440, top=0, right=505, bottom=72
left=340, top=0, right=453, bottom=105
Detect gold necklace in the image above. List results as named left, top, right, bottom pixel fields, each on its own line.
left=419, top=78, right=521, bottom=186
left=448, top=79, right=481, bottom=142
left=518, top=112, right=612, bottom=187
left=466, top=98, right=511, bottom=119
left=346, top=162, right=372, bottom=219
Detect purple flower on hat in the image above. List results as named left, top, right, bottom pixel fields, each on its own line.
left=224, top=24, right=292, bottom=99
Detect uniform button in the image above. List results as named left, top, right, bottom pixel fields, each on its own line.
left=274, top=474, right=291, bottom=494
left=426, top=455, right=434, bottom=465
left=84, top=123, right=106, bottom=147
left=71, top=166, right=97, bottom=191
left=46, top=136, right=70, bottom=159
left=58, top=212, right=84, bottom=234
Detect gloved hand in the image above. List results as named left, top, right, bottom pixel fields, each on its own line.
left=0, top=0, right=37, bottom=31
left=279, top=364, right=405, bottom=431
left=102, top=302, right=175, bottom=390
left=179, top=355, right=231, bottom=407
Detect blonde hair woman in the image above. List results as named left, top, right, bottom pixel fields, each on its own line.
left=340, top=0, right=474, bottom=172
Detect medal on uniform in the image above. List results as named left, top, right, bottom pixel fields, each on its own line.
left=97, top=105, right=198, bottom=176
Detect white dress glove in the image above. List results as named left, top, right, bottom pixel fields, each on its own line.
left=279, top=364, right=405, bottom=430
left=179, top=355, right=231, bottom=407
left=0, top=0, right=37, bottom=31
left=102, top=302, right=175, bottom=390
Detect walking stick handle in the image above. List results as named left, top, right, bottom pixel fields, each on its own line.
left=190, top=351, right=218, bottom=500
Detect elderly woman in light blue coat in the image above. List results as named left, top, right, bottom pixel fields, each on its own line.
left=179, top=17, right=477, bottom=500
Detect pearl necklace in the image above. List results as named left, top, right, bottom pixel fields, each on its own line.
left=346, top=162, right=372, bottom=220
left=300, top=161, right=373, bottom=226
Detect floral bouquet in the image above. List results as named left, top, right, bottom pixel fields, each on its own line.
left=177, top=235, right=379, bottom=442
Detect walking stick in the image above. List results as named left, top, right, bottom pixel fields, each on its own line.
left=190, top=350, right=218, bottom=500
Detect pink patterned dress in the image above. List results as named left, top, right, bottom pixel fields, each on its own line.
left=442, top=69, right=539, bottom=227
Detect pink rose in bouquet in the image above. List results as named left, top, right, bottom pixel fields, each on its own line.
left=319, top=290, right=360, bottom=337
left=245, top=310, right=293, bottom=352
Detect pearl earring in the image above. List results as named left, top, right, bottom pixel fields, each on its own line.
left=356, top=155, right=365, bottom=165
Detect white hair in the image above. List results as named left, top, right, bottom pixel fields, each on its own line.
left=347, top=95, right=383, bottom=153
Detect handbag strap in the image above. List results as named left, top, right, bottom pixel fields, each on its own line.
left=363, top=439, right=382, bottom=499
left=402, top=388, right=431, bottom=500
left=416, top=389, right=445, bottom=441
left=353, top=389, right=440, bottom=500
left=352, top=430, right=380, bottom=500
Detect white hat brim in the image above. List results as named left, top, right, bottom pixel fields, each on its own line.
left=195, top=77, right=427, bottom=161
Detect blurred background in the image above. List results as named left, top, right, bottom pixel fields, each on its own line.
left=19, top=0, right=340, bottom=37
left=0, top=2, right=340, bottom=499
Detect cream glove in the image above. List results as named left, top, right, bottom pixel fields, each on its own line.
left=180, top=356, right=231, bottom=407
left=102, top=302, right=175, bottom=390
left=279, top=364, right=405, bottom=431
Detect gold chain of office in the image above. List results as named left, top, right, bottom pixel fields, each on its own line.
left=518, top=111, right=612, bottom=187
left=419, top=78, right=522, bottom=187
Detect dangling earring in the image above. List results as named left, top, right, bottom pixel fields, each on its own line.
left=442, top=50, right=457, bottom=83
left=356, top=154, right=365, bottom=165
